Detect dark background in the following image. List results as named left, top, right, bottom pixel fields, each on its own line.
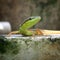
left=0, top=0, right=60, bottom=30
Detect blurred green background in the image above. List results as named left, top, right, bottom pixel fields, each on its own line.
left=0, top=0, right=60, bottom=30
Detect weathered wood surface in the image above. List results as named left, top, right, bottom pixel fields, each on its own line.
left=0, top=35, right=60, bottom=60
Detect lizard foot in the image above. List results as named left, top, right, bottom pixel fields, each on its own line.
left=36, top=28, right=43, bottom=35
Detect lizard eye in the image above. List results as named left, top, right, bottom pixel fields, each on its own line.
left=28, top=18, right=32, bottom=20
left=25, top=17, right=34, bottom=21
left=28, top=17, right=34, bottom=20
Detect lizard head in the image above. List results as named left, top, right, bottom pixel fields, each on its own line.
left=20, top=16, right=41, bottom=29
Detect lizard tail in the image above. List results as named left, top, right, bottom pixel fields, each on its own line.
left=41, top=30, right=60, bottom=35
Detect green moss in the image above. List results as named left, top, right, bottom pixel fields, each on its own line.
left=0, top=36, right=9, bottom=53
left=24, top=39, right=32, bottom=45
left=34, top=41, right=40, bottom=46
left=0, top=36, right=19, bottom=54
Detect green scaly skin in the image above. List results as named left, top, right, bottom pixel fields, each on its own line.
left=19, top=16, right=41, bottom=36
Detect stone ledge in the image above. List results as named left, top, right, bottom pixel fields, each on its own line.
left=0, top=35, right=60, bottom=60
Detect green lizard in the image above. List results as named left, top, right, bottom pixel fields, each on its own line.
left=8, top=16, right=42, bottom=36
left=19, top=16, right=41, bottom=35
left=8, top=16, right=60, bottom=36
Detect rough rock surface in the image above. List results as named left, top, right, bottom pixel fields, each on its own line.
left=0, top=35, right=60, bottom=60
